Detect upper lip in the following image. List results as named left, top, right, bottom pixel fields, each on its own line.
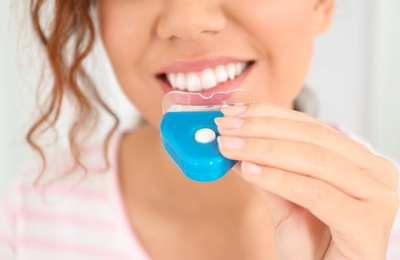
left=156, top=56, right=252, bottom=75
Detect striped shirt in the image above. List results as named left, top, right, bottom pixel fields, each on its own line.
left=1, top=133, right=399, bottom=259
left=0, top=134, right=150, bottom=260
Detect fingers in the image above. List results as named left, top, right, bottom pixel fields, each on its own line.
left=216, top=102, right=391, bottom=188
left=240, top=162, right=398, bottom=236
left=221, top=102, right=371, bottom=153
left=218, top=102, right=400, bottom=259
left=222, top=102, right=371, bottom=152
left=369, top=158, right=400, bottom=191
left=218, top=101, right=397, bottom=204
left=218, top=136, right=382, bottom=199
left=215, top=116, right=373, bottom=168
left=222, top=102, right=328, bottom=129
left=238, top=161, right=364, bottom=232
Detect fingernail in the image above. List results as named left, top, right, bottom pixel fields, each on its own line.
left=221, top=105, right=246, bottom=116
left=242, top=161, right=262, bottom=175
left=215, top=117, right=244, bottom=129
left=217, top=136, right=245, bottom=150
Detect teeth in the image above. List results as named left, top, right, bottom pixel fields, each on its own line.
left=175, top=73, right=186, bottom=90
left=215, top=65, right=228, bottom=83
left=166, top=62, right=248, bottom=92
left=167, top=74, right=176, bottom=88
left=201, top=69, right=218, bottom=90
left=235, top=63, right=243, bottom=76
left=227, top=63, right=236, bottom=80
left=187, top=73, right=201, bottom=92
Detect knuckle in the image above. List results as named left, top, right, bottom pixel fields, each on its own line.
left=387, top=160, right=399, bottom=182
left=378, top=190, right=400, bottom=222
left=371, top=188, right=399, bottom=219
left=376, top=158, right=399, bottom=190
left=382, top=158, right=398, bottom=172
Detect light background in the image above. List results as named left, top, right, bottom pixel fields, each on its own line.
left=1, top=0, right=399, bottom=190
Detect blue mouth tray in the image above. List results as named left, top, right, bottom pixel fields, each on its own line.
left=160, top=90, right=254, bottom=182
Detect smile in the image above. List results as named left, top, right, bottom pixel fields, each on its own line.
left=164, top=62, right=250, bottom=92
left=157, top=56, right=254, bottom=94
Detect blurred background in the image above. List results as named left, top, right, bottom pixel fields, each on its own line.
left=1, top=0, right=399, bottom=190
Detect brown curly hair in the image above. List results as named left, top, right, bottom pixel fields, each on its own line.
left=28, top=0, right=119, bottom=182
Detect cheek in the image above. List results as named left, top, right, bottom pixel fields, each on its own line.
left=97, top=1, right=164, bottom=127
left=98, top=2, right=152, bottom=69
left=230, top=1, right=315, bottom=106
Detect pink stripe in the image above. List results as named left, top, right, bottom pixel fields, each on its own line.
left=17, top=209, right=116, bottom=231
left=19, top=185, right=106, bottom=201
left=18, top=236, right=131, bottom=260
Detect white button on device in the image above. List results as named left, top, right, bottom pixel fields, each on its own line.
left=195, top=128, right=216, bottom=144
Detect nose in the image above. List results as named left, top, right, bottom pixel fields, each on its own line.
left=157, top=0, right=227, bottom=41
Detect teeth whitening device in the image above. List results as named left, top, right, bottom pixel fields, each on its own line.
left=160, top=90, right=254, bottom=182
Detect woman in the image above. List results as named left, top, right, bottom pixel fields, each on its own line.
left=1, top=0, right=399, bottom=259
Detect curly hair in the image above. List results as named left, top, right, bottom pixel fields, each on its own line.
left=28, top=0, right=119, bottom=182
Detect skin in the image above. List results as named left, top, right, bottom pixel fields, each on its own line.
left=97, top=0, right=399, bottom=259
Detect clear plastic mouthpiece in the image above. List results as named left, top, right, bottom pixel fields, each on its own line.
left=162, top=89, right=254, bottom=114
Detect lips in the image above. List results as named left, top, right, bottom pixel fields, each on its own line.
left=156, top=56, right=254, bottom=94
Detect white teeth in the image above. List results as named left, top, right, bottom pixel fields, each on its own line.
left=227, top=63, right=236, bottom=80
left=175, top=73, right=186, bottom=90
left=165, top=62, right=248, bottom=92
left=215, top=65, right=228, bottom=83
left=167, top=74, right=176, bottom=88
left=201, top=69, right=218, bottom=90
left=187, top=73, right=202, bottom=92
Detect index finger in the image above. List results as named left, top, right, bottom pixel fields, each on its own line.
left=221, top=102, right=371, bottom=153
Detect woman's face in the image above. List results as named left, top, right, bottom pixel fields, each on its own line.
left=97, top=0, right=333, bottom=127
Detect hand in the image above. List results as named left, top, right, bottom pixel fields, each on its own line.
left=215, top=102, right=399, bottom=260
